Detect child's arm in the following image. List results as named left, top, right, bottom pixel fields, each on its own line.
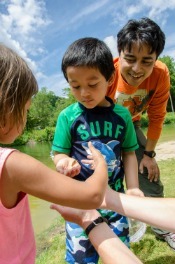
left=1, top=142, right=108, bottom=210
left=122, top=151, right=144, bottom=197
left=53, top=153, right=81, bottom=177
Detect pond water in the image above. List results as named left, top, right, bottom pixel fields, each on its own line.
left=15, top=142, right=59, bottom=235
left=16, top=123, right=175, bottom=235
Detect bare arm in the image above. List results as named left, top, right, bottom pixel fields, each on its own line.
left=123, top=151, right=144, bottom=197
left=50, top=204, right=142, bottom=264
left=102, top=188, right=175, bottom=232
left=0, top=142, right=108, bottom=209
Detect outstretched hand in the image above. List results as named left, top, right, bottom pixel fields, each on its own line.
left=56, top=157, right=81, bottom=177
left=50, top=204, right=100, bottom=229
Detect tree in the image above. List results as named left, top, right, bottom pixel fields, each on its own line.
left=159, top=56, right=175, bottom=112
left=50, top=87, right=76, bottom=125
left=28, top=87, right=59, bottom=129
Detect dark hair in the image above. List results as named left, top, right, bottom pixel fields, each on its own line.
left=62, top=37, right=115, bottom=81
left=117, top=17, right=165, bottom=58
left=0, top=43, right=38, bottom=129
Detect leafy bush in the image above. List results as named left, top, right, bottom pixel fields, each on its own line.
left=141, top=112, right=175, bottom=127
left=31, top=127, right=55, bottom=142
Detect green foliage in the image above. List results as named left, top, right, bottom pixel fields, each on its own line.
left=141, top=112, right=175, bottom=127
left=9, top=112, right=174, bottom=146
left=140, top=114, right=149, bottom=127
left=163, top=112, right=175, bottom=124
left=48, top=87, right=76, bottom=127
left=159, top=56, right=175, bottom=112
left=28, top=87, right=59, bottom=129
left=12, top=132, right=30, bottom=146
left=30, top=127, right=55, bottom=142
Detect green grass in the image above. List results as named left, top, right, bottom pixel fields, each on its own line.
left=36, top=158, right=175, bottom=264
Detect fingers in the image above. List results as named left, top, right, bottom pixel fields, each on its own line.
left=148, top=164, right=160, bottom=182
left=56, top=158, right=81, bottom=177
left=50, top=204, right=64, bottom=213
left=139, top=163, right=143, bottom=174
left=88, top=141, right=101, bottom=156
left=139, top=157, right=160, bottom=182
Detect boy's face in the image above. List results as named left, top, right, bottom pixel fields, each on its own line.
left=119, top=42, right=157, bottom=87
left=66, top=66, right=113, bottom=108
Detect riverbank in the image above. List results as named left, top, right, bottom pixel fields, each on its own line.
left=156, top=140, right=175, bottom=161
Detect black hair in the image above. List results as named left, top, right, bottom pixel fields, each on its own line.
left=62, top=37, right=115, bottom=81
left=117, top=17, right=165, bottom=58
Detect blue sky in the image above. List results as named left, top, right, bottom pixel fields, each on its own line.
left=0, top=0, right=175, bottom=97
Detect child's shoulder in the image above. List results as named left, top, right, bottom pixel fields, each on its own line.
left=114, top=103, right=130, bottom=114
left=59, top=102, right=80, bottom=114
left=59, top=102, right=83, bottom=119
left=113, top=104, right=132, bottom=122
left=0, top=148, right=17, bottom=170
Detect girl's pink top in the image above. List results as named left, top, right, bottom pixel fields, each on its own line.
left=0, top=148, right=36, bottom=264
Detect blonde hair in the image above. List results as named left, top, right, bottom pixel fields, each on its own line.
left=0, top=44, right=38, bottom=129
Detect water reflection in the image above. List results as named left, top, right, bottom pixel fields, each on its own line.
left=29, top=196, right=58, bottom=235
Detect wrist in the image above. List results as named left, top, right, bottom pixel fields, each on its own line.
left=80, top=211, right=101, bottom=230
left=85, top=216, right=108, bottom=236
left=144, top=150, right=156, bottom=158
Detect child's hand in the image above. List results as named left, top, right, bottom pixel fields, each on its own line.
left=126, top=188, right=144, bottom=197
left=56, top=157, right=81, bottom=177
left=81, top=142, right=106, bottom=170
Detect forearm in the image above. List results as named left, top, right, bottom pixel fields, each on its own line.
left=89, top=224, right=142, bottom=264
left=86, top=158, right=108, bottom=195
left=123, top=152, right=139, bottom=189
left=81, top=211, right=142, bottom=264
left=145, top=138, right=158, bottom=151
left=106, top=190, right=175, bottom=232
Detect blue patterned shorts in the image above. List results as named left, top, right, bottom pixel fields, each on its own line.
left=65, top=209, right=129, bottom=264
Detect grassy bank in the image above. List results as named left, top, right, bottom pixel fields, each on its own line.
left=36, top=158, right=175, bottom=264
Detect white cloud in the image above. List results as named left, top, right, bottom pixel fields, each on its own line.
left=47, top=0, right=116, bottom=34
left=142, top=0, right=175, bottom=10
left=0, top=0, right=51, bottom=55
left=1, top=0, right=51, bottom=35
left=38, top=72, right=68, bottom=97
left=126, top=5, right=143, bottom=16
left=104, top=36, right=118, bottom=58
left=70, top=0, right=110, bottom=23
left=0, top=0, right=51, bottom=87
left=163, top=33, right=175, bottom=58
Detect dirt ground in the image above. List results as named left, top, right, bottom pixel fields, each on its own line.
left=156, top=141, right=175, bottom=161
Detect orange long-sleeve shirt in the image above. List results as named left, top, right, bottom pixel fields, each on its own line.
left=107, top=58, right=170, bottom=140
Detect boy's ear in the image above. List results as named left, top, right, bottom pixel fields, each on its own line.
left=108, top=71, right=115, bottom=86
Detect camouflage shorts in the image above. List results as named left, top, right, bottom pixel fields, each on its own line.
left=65, top=210, right=129, bottom=264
